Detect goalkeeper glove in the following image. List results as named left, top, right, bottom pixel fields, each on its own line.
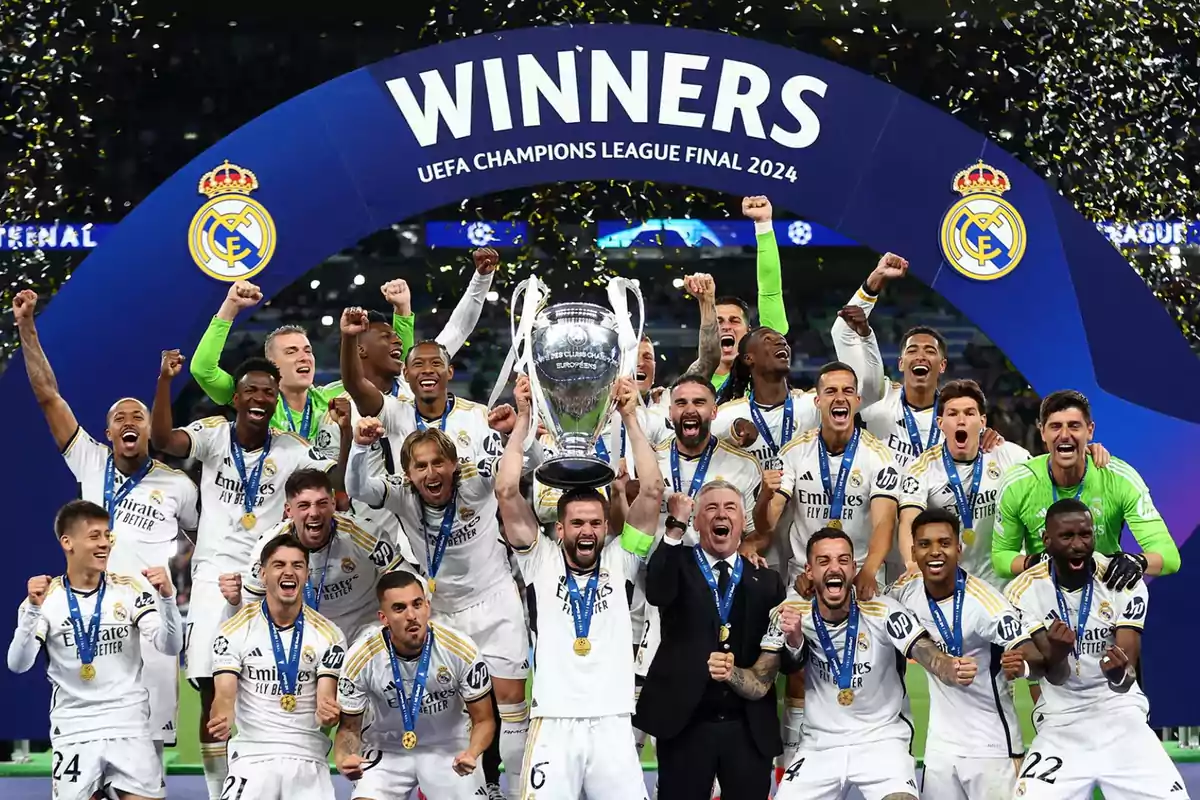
left=1022, top=551, right=1052, bottom=572
left=1102, top=552, right=1148, bottom=592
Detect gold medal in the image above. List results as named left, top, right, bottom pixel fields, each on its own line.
left=427, top=578, right=436, bottom=595
left=719, top=625, right=730, bottom=642
left=402, top=730, right=418, bottom=750
left=828, top=519, right=843, bottom=530
left=962, top=528, right=976, bottom=546
left=837, top=688, right=855, bottom=706
left=79, top=663, right=96, bottom=682
left=573, top=637, right=592, bottom=656
left=241, top=512, right=257, bottom=530
left=279, top=694, right=297, bottom=712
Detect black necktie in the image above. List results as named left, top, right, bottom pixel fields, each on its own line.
left=716, top=560, right=731, bottom=598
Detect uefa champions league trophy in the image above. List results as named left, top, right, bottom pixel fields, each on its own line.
left=502, top=274, right=645, bottom=490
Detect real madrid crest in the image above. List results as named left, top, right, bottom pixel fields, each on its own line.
left=849, top=469, right=863, bottom=489
left=113, top=602, right=128, bottom=622
left=302, top=645, right=317, bottom=664
left=188, top=160, right=277, bottom=282
left=1098, top=601, right=1114, bottom=622
left=341, top=558, right=356, bottom=574
left=939, top=161, right=1027, bottom=281
left=987, top=461, right=1001, bottom=480
left=857, top=632, right=869, bottom=652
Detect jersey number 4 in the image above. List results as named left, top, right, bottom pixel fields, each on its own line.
left=52, top=751, right=80, bottom=783
left=783, top=758, right=805, bottom=782
left=1019, top=752, right=1063, bottom=784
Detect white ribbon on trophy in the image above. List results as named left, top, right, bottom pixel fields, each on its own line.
left=605, top=276, right=645, bottom=479
left=487, top=274, right=546, bottom=452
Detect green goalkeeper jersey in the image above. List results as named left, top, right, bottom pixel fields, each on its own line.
left=991, top=454, right=1180, bottom=580
left=711, top=228, right=788, bottom=392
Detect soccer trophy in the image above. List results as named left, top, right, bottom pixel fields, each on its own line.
left=506, top=274, right=645, bottom=489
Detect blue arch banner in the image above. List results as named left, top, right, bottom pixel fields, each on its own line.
left=1, top=24, right=1195, bottom=735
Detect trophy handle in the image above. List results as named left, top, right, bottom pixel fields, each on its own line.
left=606, top=277, right=645, bottom=381
left=486, top=276, right=545, bottom=454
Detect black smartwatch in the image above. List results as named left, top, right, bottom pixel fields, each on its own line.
left=665, top=515, right=687, bottom=533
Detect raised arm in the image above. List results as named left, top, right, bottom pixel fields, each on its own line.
left=742, top=469, right=783, bottom=556
left=7, top=577, right=50, bottom=674
left=682, top=273, right=721, bottom=380
left=345, top=418, right=391, bottom=508
left=832, top=255, right=906, bottom=406
left=381, top=278, right=416, bottom=359
left=857, top=496, right=899, bottom=600
left=190, top=281, right=262, bottom=407
left=12, top=290, right=79, bottom=450
left=495, top=375, right=540, bottom=550
left=339, top=307, right=384, bottom=418
left=742, top=197, right=789, bottom=335
left=150, top=349, right=193, bottom=458
left=434, top=249, right=496, bottom=357
left=617, top=377, right=665, bottom=538
left=136, top=568, right=184, bottom=656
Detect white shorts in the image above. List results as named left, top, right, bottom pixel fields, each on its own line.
left=183, top=579, right=236, bottom=682
left=435, top=581, right=529, bottom=680
left=520, top=715, right=648, bottom=800
left=226, top=754, right=334, bottom=800
left=143, top=644, right=179, bottom=744
left=50, top=737, right=165, bottom=800
left=1013, top=711, right=1189, bottom=800
left=923, top=752, right=1019, bottom=800
left=352, top=747, right=485, bottom=799
left=776, top=739, right=919, bottom=800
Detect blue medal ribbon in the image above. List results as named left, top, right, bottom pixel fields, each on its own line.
left=900, top=389, right=939, bottom=454
left=63, top=574, right=106, bottom=670
left=926, top=568, right=966, bottom=657
left=386, top=626, right=435, bottom=738
left=1049, top=458, right=1088, bottom=502
left=263, top=599, right=304, bottom=701
left=103, top=454, right=152, bottom=530
left=414, top=395, right=453, bottom=432
left=748, top=391, right=794, bottom=457
left=302, top=520, right=337, bottom=611
left=670, top=437, right=716, bottom=497
left=692, top=547, right=742, bottom=632
left=389, top=378, right=403, bottom=397
left=811, top=595, right=859, bottom=691
left=282, top=393, right=314, bottom=440
left=230, top=424, right=272, bottom=519
left=594, top=424, right=627, bottom=464
left=563, top=553, right=600, bottom=642
left=421, top=489, right=458, bottom=584
left=1051, top=562, right=1094, bottom=664
left=942, top=446, right=983, bottom=532
left=818, top=427, right=861, bottom=524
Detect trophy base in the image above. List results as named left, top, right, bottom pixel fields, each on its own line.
left=536, top=456, right=617, bottom=491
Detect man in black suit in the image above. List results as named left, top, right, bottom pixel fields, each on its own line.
left=634, top=479, right=800, bottom=800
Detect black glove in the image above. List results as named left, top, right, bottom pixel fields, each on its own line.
left=1102, top=552, right=1148, bottom=591
left=1023, top=551, right=1052, bottom=572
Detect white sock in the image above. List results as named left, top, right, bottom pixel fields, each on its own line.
left=778, top=705, right=805, bottom=767
left=200, top=742, right=228, bottom=800
left=497, top=702, right=529, bottom=800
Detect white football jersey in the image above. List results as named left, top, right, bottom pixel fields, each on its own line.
left=62, top=427, right=198, bottom=574
left=899, top=442, right=1031, bottom=589
left=243, top=513, right=410, bottom=639
left=514, top=535, right=641, bottom=719
left=363, top=456, right=511, bottom=615
left=712, top=390, right=819, bottom=471
left=313, top=385, right=402, bottom=475
left=17, top=573, right=176, bottom=744
left=888, top=572, right=1026, bottom=758
left=378, top=394, right=503, bottom=467
left=860, top=382, right=939, bottom=470
left=778, top=428, right=901, bottom=578
left=339, top=622, right=491, bottom=751
left=761, top=594, right=926, bottom=750
left=211, top=602, right=347, bottom=761
left=654, top=436, right=762, bottom=538
left=182, top=417, right=334, bottom=583
left=1004, top=558, right=1150, bottom=729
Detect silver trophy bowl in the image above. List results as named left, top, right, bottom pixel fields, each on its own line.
left=530, top=303, right=623, bottom=489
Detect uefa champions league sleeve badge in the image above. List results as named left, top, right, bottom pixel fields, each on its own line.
left=188, top=160, right=277, bottom=282
left=938, top=161, right=1027, bottom=281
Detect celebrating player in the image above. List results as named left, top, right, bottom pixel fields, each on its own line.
left=495, top=374, right=657, bottom=799
left=13, top=289, right=198, bottom=751
left=335, top=570, right=496, bottom=799
left=208, top=533, right=347, bottom=800
left=229, top=468, right=412, bottom=642
left=764, top=528, right=975, bottom=800
left=992, top=390, right=1180, bottom=582
left=898, top=380, right=1032, bottom=588
left=347, top=419, right=528, bottom=799
left=7, top=500, right=183, bottom=800
left=151, top=350, right=335, bottom=800
left=1002, top=499, right=1188, bottom=799
left=888, top=508, right=1027, bottom=799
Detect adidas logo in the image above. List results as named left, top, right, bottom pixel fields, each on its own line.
left=1171, top=781, right=1184, bottom=792
left=247, top=648, right=262, bottom=658
left=798, top=471, right=813, bottom=481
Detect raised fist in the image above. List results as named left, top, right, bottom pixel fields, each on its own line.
left=160, top=349, right=186, bottom=380
left=761, top=469, right=783, bottom=495
left=26, top=575, right=52, bottom=607
left=837, top=306, right=871, bottom=338
left=613, top=376, right=638, bottom=419
left=340, top=307, right=370, bottom=337
left=354, top=417, right=386, bottom=446
left=381, top=280, right=412, bottom=315
left=472, top=247, right=499, bottom=275
left=218, top=573, right=242, bottom=606
left=12, top=289, right=37, bottom=322
left=667, top=492, right=693, bottom=526
left=142, top=567, right=174, bottom=599
left=514, top=374, right=532, bottom=415
left=874, top=253, right=909, bottom=281
left=742, top=196, right=773, bottom=223
left=488, top=404, right=516, bottom=435
left=328, top=397, right=352, bottom=431
left=226, top=280, right=263, bottom=310
left=684, top=273, right=716, bottom=303
left=730, top=418, right=759, bottom=449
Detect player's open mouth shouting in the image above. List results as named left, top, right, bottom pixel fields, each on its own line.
left=246, top=405, right=269, bottom=423
left=822, top=570, right=848, bottom=604
left=679, top=412, right=704, bottom=440
left=709, top=517, right=733, bottom=544
left=829, top=403, right=852, bottom=424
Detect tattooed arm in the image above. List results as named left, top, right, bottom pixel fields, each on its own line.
left=683, top=273, right=721, bottom=380
left=722, top=651, right=782, bottom=701
left=909, top=634, right=975, bottom=688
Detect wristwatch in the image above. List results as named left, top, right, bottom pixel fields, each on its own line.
left=665, top=515, right=687, bottom=533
